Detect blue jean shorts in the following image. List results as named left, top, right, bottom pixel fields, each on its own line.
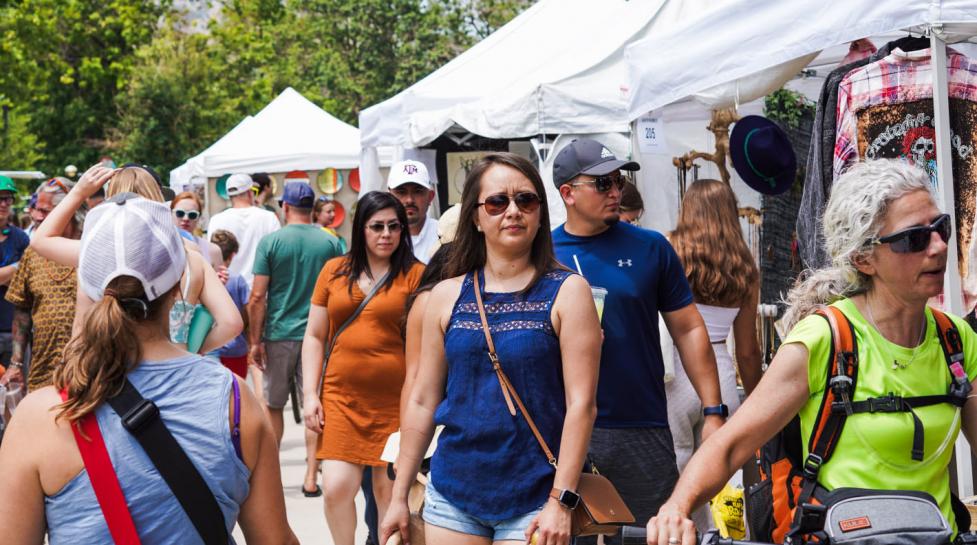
left=422, top=480, right=543, bottom=541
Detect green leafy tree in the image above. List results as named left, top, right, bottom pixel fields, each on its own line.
left=0, top=0, right=171, bottom=174
left=111, top=20, right=246, bottom=174
left=0, top=104, right=44, bottom=171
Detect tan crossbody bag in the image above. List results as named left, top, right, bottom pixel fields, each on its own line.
left=472, top=274, right=634, bottom=536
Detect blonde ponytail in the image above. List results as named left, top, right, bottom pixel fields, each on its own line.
left=54, top=276, right=168, bottom=422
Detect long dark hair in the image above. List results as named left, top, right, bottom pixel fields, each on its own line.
left=443, top=153, right=563, bottom=288
left=334, top=191, right=416, bottom=293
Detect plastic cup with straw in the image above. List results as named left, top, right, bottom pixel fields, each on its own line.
left=574, top=254, right=607, bottom=321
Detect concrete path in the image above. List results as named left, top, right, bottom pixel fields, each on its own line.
left=233, top=399, right=369, bottom=544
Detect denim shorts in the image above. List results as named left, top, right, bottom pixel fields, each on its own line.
left=422, top=480, right=543, bottom=541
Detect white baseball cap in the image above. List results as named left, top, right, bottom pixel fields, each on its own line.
left=387, top=160, right=433, bottom=191
left=78, top=193, right=187, bottom=302
left=225, top=173, right=255, bottom=196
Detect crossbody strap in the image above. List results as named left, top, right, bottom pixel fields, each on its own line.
left=473, top=272, right=557, bottom=469
left=60, top=390, right=142, bottom=545
left=318, top=271, right=390, bottom=395
left=107, top=380, right=229, bottom=545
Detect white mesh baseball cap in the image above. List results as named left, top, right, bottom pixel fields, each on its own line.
left=78, top=193, right=187, bottom=302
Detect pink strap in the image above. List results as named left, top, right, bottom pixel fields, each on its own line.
left=60, top=390, right=141, bottom=545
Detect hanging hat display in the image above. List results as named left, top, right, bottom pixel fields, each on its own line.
left=729, top=115, right=796, bottom=195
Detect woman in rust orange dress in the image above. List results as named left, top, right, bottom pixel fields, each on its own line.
left=301, top=191, right=423, bottom=545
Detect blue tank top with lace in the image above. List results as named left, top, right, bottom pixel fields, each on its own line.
left=431, top=268, right=573, bottom=520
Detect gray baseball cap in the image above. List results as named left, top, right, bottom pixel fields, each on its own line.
left=552, top=139, right=639, bottom=188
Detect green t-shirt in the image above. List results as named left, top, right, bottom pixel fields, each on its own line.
left=784, top=297, right=977, bottom=534
left=252, top=224, right=341, bottom=340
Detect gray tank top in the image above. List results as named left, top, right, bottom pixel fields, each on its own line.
left=45, top=355, right=250, bottom=544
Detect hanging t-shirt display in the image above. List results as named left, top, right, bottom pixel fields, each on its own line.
left=834, top=48, right=977, bottom=301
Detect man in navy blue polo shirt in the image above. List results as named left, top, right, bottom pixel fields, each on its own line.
left=551, top=139, right=724, bottom=543
left=0, top=175, right=30, bottom=381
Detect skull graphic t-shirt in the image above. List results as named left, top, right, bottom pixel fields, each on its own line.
left=834, top=48, right=977, bottom=304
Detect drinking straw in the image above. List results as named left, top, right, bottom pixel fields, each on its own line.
left=572, top=254, right=584, bottom=275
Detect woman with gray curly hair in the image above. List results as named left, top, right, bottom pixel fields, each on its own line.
left=645, top=159, right=977, bottom=544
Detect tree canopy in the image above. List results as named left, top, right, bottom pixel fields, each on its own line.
left=0, top=0, right=533, bottom=177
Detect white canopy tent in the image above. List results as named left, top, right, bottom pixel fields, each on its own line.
left=357, top=0, right=738, bottom=223
left=625, top=0, right=977, bottom=495
left=170, top=87, right=388, bottom=191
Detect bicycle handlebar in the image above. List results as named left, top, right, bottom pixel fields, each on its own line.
left=619, top=527, right=770, bottom=545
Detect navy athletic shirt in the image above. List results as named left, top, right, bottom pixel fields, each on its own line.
left=552, top=221, right=693, bottom=428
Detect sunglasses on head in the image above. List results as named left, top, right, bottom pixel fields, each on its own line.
left=570, top=174, right=626, bottom=193
left=367, top=221, right=403, bottom=234
left=871, top=213, right=951, bottom=253
left=478, top=192, right=541, bottom=216
left=173, top=209, right=200, bottom=220
left=46, top=178, right=70, bottom=194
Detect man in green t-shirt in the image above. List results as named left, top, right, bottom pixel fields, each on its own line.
left=249, top=181, right=341, bottom=497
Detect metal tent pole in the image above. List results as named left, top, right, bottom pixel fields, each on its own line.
left=931, top=28, right=974, bottom=498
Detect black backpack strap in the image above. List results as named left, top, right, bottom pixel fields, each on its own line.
left=107, top=379, right=229, bottom=545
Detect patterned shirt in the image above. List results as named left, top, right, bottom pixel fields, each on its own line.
left=833, top=48, right=977, bottom=178
left=5, top=248, right=77, bottom=391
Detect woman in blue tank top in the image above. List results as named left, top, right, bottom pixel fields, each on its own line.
left=381, top=153, right=602, bottom=545
left=0, top=188, right=296, bottom=544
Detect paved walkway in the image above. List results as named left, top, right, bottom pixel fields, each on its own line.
left=233, top=400, right=369, bottom=544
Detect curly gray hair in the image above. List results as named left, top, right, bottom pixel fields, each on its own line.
left=782, top=159, right=934, bottom=329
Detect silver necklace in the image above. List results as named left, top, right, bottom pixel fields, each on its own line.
left=864, top=299, right=927, bottom=370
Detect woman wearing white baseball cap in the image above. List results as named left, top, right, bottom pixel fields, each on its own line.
left=0, top=194, right=297, bottom=544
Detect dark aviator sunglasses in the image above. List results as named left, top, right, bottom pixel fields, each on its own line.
left=570, top=174, right=626, bottom=193
left=367, top=221, right=403, bottom=234
left=478, top=192, right=541, bottom=216
left=870, top=213, right=951, bottom=253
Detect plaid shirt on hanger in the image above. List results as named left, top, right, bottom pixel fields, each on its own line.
left=833, top=47, right=977, bottom=179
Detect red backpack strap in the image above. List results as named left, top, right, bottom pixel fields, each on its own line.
left=791, top=306, right=859, bottom=534
left=59, top=390, right=141, bottom=545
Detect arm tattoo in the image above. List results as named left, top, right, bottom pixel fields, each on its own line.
left=11, top=308, right=31, bottom=362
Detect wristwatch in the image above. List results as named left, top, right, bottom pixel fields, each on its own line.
left=549, top=488, right=581, bottom=510
left=703, top=404, right=729, bottom=418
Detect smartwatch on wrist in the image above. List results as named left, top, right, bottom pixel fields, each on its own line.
left=550, top=488, right=581, bottom=510
left=703, top=404, right=729, bottom=418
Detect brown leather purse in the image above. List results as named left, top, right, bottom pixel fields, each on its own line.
left=472, top=274, right=634, bottom=536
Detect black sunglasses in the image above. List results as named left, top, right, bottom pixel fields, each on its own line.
left=872, top=213, right=951, bottom=253
left=570, top=174, right=626, bottom=193
left=478, top=192, right=541, bottom=216
left=173, top=209, right=200, bottom=220
left=367, top=221, right=403, bottom=234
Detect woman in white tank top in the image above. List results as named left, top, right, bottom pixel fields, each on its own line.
left=666, top=179, right=763, bottom=529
